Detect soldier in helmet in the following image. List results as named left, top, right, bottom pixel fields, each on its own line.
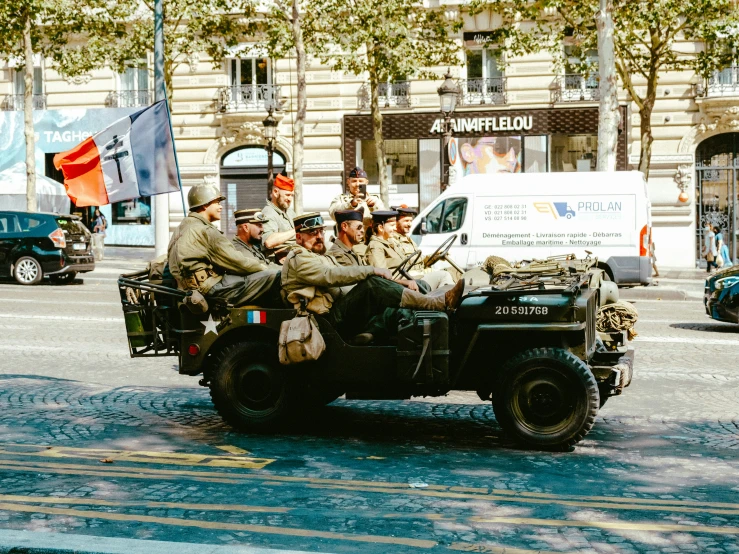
left=232, top=208, right=280, bottom=270
left=328, top=167, right=385, bottom=229
left=168, top=184, right=282, bottom=307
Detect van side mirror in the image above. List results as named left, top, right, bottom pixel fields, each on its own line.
left=420, top=219, right=427, bottom=234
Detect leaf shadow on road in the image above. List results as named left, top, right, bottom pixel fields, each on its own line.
left=669, top=322, right=739, bottom=334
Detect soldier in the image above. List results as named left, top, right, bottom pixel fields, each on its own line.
left=168, top=184, right=282, bottom=308
left=328, top=167, right=385, bottom=229
left=327, top=209, right=367, bottom=267
left=262, top=173, right=297, bottom=259
left=282, top=212, right=463, bottom=343
left=232, top=208, right=280, bottom=269
left=395, top=205, right=455, bottom=290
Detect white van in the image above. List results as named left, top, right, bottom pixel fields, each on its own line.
left=411, top=171, right=652, bottom=285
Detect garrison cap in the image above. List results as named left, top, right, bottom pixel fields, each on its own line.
left=348, top=166, right=368, bottom=179
left=293, top=212, right=326, bottom=232
left=395, top=205, right=418, bottom=217
left=334, top=209, right=363, bottom=226
left=371, top=210, right=398, bottom=223
left=234, top=208, right=268, bottom=225
left=274, top=174, right=295, bottom=191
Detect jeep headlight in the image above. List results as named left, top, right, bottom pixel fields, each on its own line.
left=715, top=276, right=739, bottom=290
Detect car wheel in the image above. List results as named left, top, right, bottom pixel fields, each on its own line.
left=49, top=272, right=77, bottom=285
left=209, top=341, right=296, bottom=431
left=493, top=347, right=599, bottom=450
left=13, top=256, right=43, bottom=285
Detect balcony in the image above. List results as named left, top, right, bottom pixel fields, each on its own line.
left=457, top=77, right=507, bottom=106
left=551, top=74, right=600, bottom=103
left=216, top=84, right=282, bottom=113
left=105, top=90, right=151, bottom=108
left=697, top=67, right=739, bottom=98
left=357, top=81, right=411, bottom=110
left=2, top=94, right=47, bottom=111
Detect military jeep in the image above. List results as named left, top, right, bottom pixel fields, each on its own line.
left=118, top=244, right=634, bottom=450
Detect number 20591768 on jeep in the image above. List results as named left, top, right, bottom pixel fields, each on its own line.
left=118, top=244, right=634, bottom=450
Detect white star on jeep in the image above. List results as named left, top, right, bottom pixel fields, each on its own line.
left=201, top=314, right=219, bottom=336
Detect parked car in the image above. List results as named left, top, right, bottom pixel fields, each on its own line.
left=705, top=265, right=739, bottom=323
left=0, top=210, right=95, bottom=285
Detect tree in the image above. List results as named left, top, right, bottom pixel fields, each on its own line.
left=596, top=0, right=618, bottom=172
left=307, top=0, right=463, bottom=207
left=468, top=0, right=739, bottom=178
left=0, top=0, right=133, bottom=211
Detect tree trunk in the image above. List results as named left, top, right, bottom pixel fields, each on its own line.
left=596, top=0, right=619, bottom=172
left=368, top=62, right=389, bottom=208
left=291, top=0, right=306, bottom=215
left=637, top=74, right=658, bottom=179
left=23, top=14, right=36, bottom=212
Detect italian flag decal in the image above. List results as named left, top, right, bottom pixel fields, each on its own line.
left=247, top=311, right=266, bottom=324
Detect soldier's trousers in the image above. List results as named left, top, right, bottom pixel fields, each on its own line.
left=326, top=276, right=407, bottom=339
left=410, top=270, right=455, bottom=290
left=207, top=270, right=283, bottom=308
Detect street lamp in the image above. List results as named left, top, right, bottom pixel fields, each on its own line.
left=262, top=106, right=278, bottom=195
left=437, top=69, right=460, bottom=190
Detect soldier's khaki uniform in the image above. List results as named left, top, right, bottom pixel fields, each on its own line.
left=261, top=201, right=297, bottom=255
left=394, top=233, right=456, bottom=290
left=281, top=245, right=409, bottom=340
left=328, top=239, right=367, bottom=267
left=232, top=236, right=280, bottom=270
left=366, top=235, right=405, bottom=270
left=168, top=212, right=282, bottom=307
left=328, top=193, right=385, bottom=228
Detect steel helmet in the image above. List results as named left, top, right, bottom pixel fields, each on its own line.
left=188, top=184, right=225, bottom=211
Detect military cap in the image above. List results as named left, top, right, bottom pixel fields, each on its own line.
left=395, top=205, right=418, bottom=217
left=334, top=209, right=363, bottom=225
left=348, top=166, right=368, bottom=179
left=293, top=212, right=326, bottom=232
left=370, top=210, right=398, bottom=223
left=274, top=173, right=295, bottom=191
left=234, top=208, right=269, bottom=225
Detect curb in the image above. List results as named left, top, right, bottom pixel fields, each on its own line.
left=0, top=529, right=321, bottom=554
left=619, top=288, right=696, bottom=301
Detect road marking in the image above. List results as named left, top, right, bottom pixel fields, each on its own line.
left=216, top=445, right=251, bottom=455
left=0, top=298, right=119, bottom=306
left=634, top=336, right=739, bottom=346
left=0, top=502, right=438, bottom=549
left=0, top=313, right=123, bottom=322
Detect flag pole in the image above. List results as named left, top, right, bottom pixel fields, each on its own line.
left=153, top=0, right=169, bottom=257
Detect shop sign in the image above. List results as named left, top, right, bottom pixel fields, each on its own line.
left=463, top=32, right=495, bottom=48
left=430, top=115, right=533, bottom=134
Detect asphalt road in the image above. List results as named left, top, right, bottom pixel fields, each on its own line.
left=0, top=254, right=738, bottom=554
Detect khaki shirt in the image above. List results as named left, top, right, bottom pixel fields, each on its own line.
left=232, top=236, right=280, bottom=270
left=281, top=244, right=374, bottom=302
left=394, top=233, right=425, bottom=272
left=328, top=239, right=366, bottom=267
left=366, top=235, right=405, bottom=270
left=168, top=212, right=266, bottom=293
left=328, top=193, right=385, bottom=228
left=261, top=201, right=296, bottom=252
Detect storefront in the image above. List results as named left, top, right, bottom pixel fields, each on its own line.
left=0, top=107, right=158, bottom=246
left=343, top=105, right=629, bottom=210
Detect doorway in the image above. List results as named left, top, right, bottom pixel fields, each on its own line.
left=220, top=146, right=286, bottom=238
left=695, top=134, right=739, bottom=265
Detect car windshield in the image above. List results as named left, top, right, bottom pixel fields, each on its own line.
left=56, top=217, right=87, bottom=235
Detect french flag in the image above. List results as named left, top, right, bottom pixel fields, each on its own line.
left=247, top=311, right=266, bottom=324
left=53, top=100, right=181, bottom=207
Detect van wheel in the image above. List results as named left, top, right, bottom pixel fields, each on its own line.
left=49, top=272, right=76, bottom=285
left=14, top=257, right=43, bottom=285
left=493, top=348, right=599, bottom=450
left=209, top=341, right=296, bottom=431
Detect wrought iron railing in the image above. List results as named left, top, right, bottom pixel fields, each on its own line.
left=456, top=77, right=507, bottom=106
left=106, top=90, right=151, bottom=108
left=1, top=94, right=47, bottom=111
left=704, top=67, right=739, bottom=97
left=216, top=84, right=282, bottom=112
left=357, top=81, right=411, bottom=110
left=551, top=74, right=600, bottom=103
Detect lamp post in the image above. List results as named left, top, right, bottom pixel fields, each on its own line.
left=262, top=106, right=278, bottom=196
left=437, top=70, right=460, bottom=191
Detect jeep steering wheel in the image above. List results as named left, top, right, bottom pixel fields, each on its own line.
left=424, top=234, right=458, bottom=268
left=392, top=250, right=423, bottom=281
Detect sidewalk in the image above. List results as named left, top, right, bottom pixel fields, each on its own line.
left=619, top=266, right=706, bottom=302
left=0, top=530, right=321, bottom=554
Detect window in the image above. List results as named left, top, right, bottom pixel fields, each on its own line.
left=422, top=198, right=468, bottom=234
left=229, top=57, right=271, bottom=88
left=0, top=214, right=20, bottom=235
left=551, top=134, right=598, bottom=172
left=13, top=67, right=43, bottom=96
left=112, top=197, right=151, bottom=225
left=121, top=62, right=149, bottom=93
left=466, top=49, right=502, bottom=81
left=18, top=215, right=46, bottom=232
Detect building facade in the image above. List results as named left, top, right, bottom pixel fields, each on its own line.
left=0, top=10, right=736, bottom=267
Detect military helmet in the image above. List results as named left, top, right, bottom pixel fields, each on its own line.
left=188, top=184, right=225, bottom=211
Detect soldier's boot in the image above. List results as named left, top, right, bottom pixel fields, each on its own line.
left=400, top=279, right=465, bottom=313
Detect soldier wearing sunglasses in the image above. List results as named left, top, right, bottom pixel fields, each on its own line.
left=232, top=208, right=280, bottom=270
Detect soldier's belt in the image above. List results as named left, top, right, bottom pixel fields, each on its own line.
left=180, top=268, right=217, bottom=290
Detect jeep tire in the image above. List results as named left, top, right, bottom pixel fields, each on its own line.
left=493, top=348, right=599, bottom=450
left=209, top=341, right=296, bottom=430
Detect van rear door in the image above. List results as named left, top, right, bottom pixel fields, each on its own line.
left=413, top=195, right=474, bottom=268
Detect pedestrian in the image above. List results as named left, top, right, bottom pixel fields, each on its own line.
left=649, top=240, right=659, bottom=277
left=703, top=222, right=718, bottom=273
left=91, top=207, right=106, bottom=261
left=715, top=227, right=734, bottom=268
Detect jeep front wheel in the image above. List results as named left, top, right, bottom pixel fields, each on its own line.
left=209, top=341, right=295, bottom=430
left=493, top=348, right=599, bottom=450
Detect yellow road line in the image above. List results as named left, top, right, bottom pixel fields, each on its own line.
left=216, top=445, right=251, bottom=455
left=0, top=502, right=437, bottom=549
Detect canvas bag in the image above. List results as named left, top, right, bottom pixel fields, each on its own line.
left=278, top=312, right=326, bottom=365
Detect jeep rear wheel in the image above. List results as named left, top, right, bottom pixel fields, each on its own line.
left=493, top=348, right=599, bottom=450
left=209, top=341, right=295, bottom=430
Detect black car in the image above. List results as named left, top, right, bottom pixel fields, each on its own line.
left=0, top=211, right=95, bottom=285
left=705, top=264, right=739, bottom=323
